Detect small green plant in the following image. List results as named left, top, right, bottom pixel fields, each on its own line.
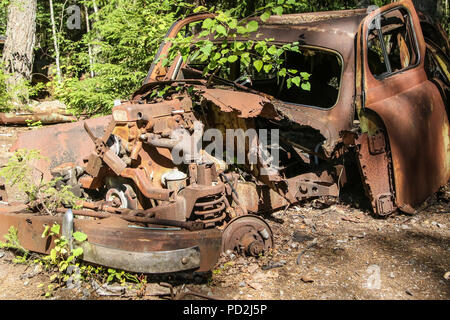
left=0, top=220, right=145, bottom=298
left=212, top=261, right=234, bottom=275
left=37, top=222, right=145, bottom=298
left=25, top=119, right=43, bottom=129
left=38, top=222, right=87, bottom=297
left=106, top=268, right=140, bottom=284
left=41, top=223, right=86, bottom=271
left=0, top=226, right=29, bottom=263
left=0, top=62, right=45, bottom=112
left=0, top=149, right=81, bottom=214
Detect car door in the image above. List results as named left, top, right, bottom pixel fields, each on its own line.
left=355, top=0, right=450, bottom=212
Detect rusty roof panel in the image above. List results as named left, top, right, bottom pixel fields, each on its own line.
left=265, top=9, right=368, bottom=25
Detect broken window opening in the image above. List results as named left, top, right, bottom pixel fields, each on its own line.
left=367, top=7, right=419, bottom=79
left=178, top=45, right=343, bottom=109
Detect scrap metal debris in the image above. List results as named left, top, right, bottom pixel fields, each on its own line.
left=296, top=238, right=318, bottom=265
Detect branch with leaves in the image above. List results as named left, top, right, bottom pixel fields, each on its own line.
left=162, top=2, right=311, bottom=91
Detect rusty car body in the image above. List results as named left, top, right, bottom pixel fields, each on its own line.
left=1, top=0, right=448, bottom=274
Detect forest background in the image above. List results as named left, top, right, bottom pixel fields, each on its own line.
left=0, top=0, right=448, bottom=115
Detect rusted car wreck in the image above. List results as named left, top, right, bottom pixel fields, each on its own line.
left=0, top=0, right=448, bottom=274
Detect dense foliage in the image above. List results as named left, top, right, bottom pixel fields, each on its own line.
left=44, top=0, right=189, bottom=115
left=0, top=0, right=448, bottom=115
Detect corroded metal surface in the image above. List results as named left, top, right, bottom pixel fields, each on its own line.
left=356, top=131, right=396, bottom=216
left=199, top=88, right=277, bottom=118
left=265, top=9, right=367, bottom=24
left=10, top=116, right=111, bottom=180
left=356, top=0, right=450, bottom=210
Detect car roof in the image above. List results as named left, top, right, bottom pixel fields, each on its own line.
left=254, top=11, right=368, bottom=63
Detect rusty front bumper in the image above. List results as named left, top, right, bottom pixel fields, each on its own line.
left=0, top=210, right=222, bottom=273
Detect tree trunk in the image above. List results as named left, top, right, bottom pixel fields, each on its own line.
left=49, top=0, right=62, bottom=83
left=90, top=0, right=101, bottom=71
left=84, top=5, right=95, bottom=78
left=2, top=0, right=37, bottom=104
left=92, top=0, right=99, bottom=17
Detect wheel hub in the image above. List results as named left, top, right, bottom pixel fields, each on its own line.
left=221, top=215, right=273, bottom=257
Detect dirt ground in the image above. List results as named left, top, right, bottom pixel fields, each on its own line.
left=0, top=125, right=449, bottom=300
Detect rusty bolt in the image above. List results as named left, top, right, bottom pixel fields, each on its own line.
left=181, top=257, right=189, bottom=265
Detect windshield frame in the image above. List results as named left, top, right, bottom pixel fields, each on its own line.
left=174, top=41, right=345, bottom=111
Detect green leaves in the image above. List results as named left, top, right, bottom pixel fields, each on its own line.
left=253, top=60, right=263, bottom=72
left=300, top=72, right=311, bottom=80
left=301, top=82, right=311, bottom=91
left=246, top=20, right=259, bottom=33
left=267, top=45, right=278, bottom=55
left=193, top=6, right=208, bottom=13
left=236, top=26, right=248, bottom=34
left=49, top=0, right=182, bottom=115
left=291, top=76, right=301, bottom=87
left=41, top=225, right=50, bottom=238
left=263, top=64, right=273, bottom=73
left=50, top=248, right=57, bottom=262
left=202, top=18, right=214, bottom=30
left=51, top=224, right=60, bottom=235
left=273, top=6, right=284, bottom=16
left=260, top=11, right=271, bottom=22
left=72, top=247, right=84, bottom=257
left=227, top=55, right=238, bottom=63
left=73, top=231, right=87, bottom=243
left=241, top=52, right=251, bottom=66
left=215, top=24, right=227, bottom=37
left=163, top=4, right=313, bottom=94
left=199, top=41, right=214, bottom=56
left=281, top=69, right=311, bottom=90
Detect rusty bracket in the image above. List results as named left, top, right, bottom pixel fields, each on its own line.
left=356, top=130, right=397, bottom=216
left=285, top=176, right=339, bottom=203
left=84, top=121, right=126, bottom=176
left=368, top=130, right=386, bottom=155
